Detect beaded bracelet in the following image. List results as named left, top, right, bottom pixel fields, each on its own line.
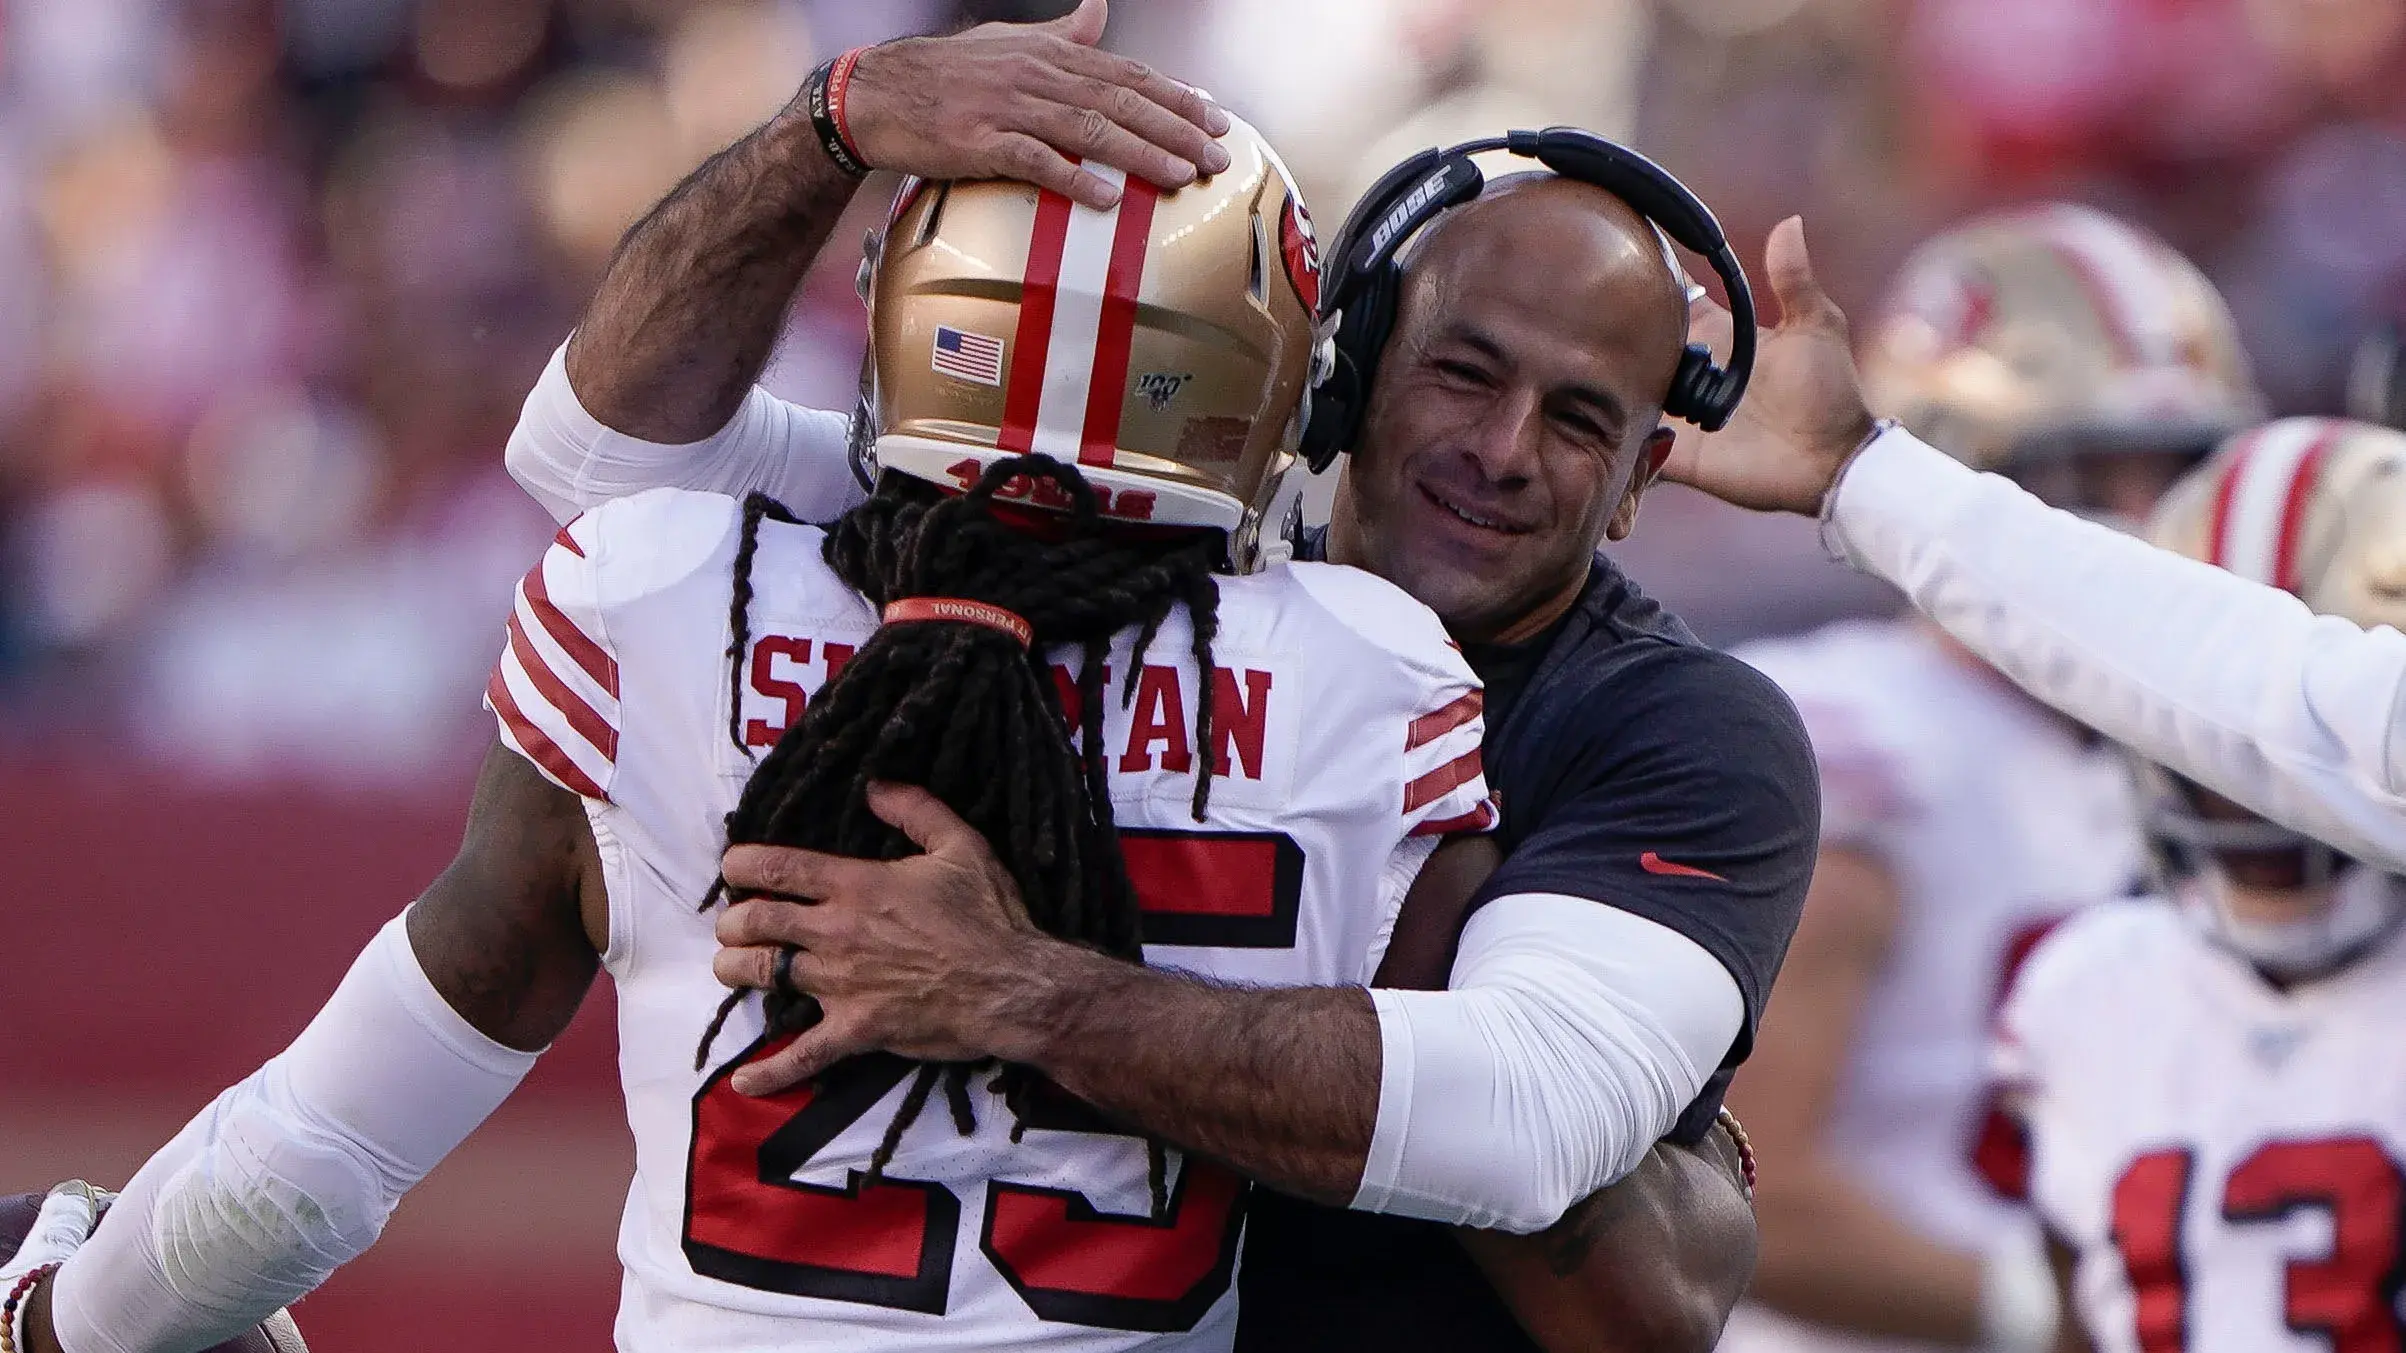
left=1716, top=1106, right=1759, bottom=1200
left=1, top=1263, right=59, bottom=1353
left=803, top=47, right=872, bottom=180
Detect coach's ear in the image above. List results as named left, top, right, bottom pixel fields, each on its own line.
left=1606, top=428, right=1676, bottom=542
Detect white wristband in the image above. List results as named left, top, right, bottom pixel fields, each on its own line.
left=1979, top=1233, right=2062, bottom=1353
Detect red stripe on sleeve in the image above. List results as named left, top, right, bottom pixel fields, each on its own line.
left=520, top=560, right=619, bottom=696
left=1078, top=177, right=1160, bottom=467
left=1405, top=690, right=1483, bottom=751
left=1000, top=187, right=1077, bottom=454
left=552, top=523, right=586, bottom=558
left=2272, top=426, right=2340, bottom=595
left=1409, top=799, right=1498, bottom=836
left=1403, top=746, right=1484, bottom=814
left=488, top=667, right=608, bottom=801
left=507, top=613, right=619, bottom=762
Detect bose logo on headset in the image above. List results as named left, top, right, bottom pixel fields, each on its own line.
left=1297, top=127, right=1759, bottom=473
left=1368, top=169, right=1459, bottom=260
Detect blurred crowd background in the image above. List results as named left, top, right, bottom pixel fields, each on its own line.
left=5, top=0, right=2406, bottom=781
left=8, top=0, right=2406, bottom=1347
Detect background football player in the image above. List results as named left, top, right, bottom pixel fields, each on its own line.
left=1995, top=417, right=2406, bottom=1353
left=7, top=131, right=1530, bottom=1353
left=1723, top=204, right=2265, bottom=1353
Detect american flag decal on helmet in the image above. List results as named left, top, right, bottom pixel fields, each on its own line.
left=932, top=326, right=1005, bottom=387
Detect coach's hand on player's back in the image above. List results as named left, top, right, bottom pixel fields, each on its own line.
left=712, top=782, right=1069, bottom=1097
left=1662, top=217, right=1877, bottom=516
left=844, top=0, right=1232, bottom=211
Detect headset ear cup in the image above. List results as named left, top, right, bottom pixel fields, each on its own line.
left=1663, top=344, right=1712, bottom=424
left=1303, top=260, right=1406, bottom=473
left=1301, top=355, right=1356, bottom=473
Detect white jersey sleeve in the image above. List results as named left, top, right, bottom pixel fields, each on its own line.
left=1827, top=424, right=2406, bottom=872
left=1735, top=628, right=1921, bottom=853
left=485, top=511, right=623, bottom=803
left=505, top=339, right=866, bottom=526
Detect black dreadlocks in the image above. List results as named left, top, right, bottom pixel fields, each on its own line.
left=694, top=454, right=1223, bottom=1210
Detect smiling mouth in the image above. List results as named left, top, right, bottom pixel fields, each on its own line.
left=1419, top=483, right=1528, bottom=535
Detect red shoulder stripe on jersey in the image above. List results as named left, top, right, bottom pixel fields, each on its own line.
left=520, top=559, right=619, bottom=696
left=507, top=612, right=619, bottom=762
left=2272, top=425, right=2340, bottom=594
left=488, top=667, right=608, bottom=801
left=1405, top=690, right=1484, bottom=751
left=1409, top=798, right=1498, bottom=836
left=552, top=523, right=586, bottom=558
left=1403, top=746, right=1484, bottom=814
left=1078, top=176, right=1160, bottom=467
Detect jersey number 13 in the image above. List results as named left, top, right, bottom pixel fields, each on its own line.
left=2111, top=1137, right=2406, bottom=1353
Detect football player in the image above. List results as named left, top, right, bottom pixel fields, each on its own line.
left=1994, top=418, right=2406, bottom=1353
left=1723, top=205, right=2264, bottom=1353
left=14, top=125, right=1522, bottom=1353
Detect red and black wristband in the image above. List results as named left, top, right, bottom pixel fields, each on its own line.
left=803, top=47, right=872, bottom=180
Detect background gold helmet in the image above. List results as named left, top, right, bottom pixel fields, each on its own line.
left=2139, top=417, right=2406, bottom=879
left=1861, top=203, right=2264, bottom=483
left=853, top=113, right=1325, bottom=573
left=2149, top=416, right=2406, bottom=631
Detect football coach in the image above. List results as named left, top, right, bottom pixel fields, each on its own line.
left=509, top=3, right=1819, bottom=1349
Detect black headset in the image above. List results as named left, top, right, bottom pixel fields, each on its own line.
left=1298, top=127, right=1757, bottom=474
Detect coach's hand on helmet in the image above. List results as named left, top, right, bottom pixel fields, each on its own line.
left=841, top=0, right=1233, bottom=211
left=711, top=782, right=1062, bottom=1097
left=1662, top=217, right=1879, bottom=516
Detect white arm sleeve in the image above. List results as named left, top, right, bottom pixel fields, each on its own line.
left=1354, top=893, right=1744, bottom=1234
left=49, top=914, right=536, bottom=1353
left=505, top=339, right=867, bottom=524
left=1827, top=425, right=2406, bottom=873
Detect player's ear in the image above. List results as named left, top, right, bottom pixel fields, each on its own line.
left=1606, top=428, right=1675, bottom=542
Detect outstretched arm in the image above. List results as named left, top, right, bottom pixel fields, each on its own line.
left=1664, top=217, right=2406, bottom=872
left=512, top=0, right=1232, bottom=520
left=28, top=744, right=604, bottom=1353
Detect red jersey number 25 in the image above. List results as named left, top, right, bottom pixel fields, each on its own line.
left=683, top=1043, right=1246, bottom=1331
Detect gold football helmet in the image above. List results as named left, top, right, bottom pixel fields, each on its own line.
left=2140, top=417, right=2406, bottom=891
left=1862, top=203, right=2264, bottom=487
left=852, top=113, right=1326, bottom=572
left=2149, top=416, right=2406, bottom=632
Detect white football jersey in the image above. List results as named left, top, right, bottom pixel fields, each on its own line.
left=1724, top=620, right=2149, bottom=1353
left=483, top=488, right=1496, bottom=1353
left=1998, top=882, right=2406, bottom=1353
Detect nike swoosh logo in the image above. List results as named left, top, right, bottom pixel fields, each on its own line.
left=1640, top=851, right=1728, bottom=883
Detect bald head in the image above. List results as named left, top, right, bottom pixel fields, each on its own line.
left=1327, top=170, right=1697, bottom=643
left=1403, top=174, right=1691, bottom=377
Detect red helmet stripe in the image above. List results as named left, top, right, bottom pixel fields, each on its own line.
left=2272, top=423, right=2342, bottom=595
left=2205, top=426, right=2261, bottom=570
left=2038, top=235, right=2140, bottom=364
left=2213, top=419, right=2338, bottom=588
left=1000, top=186, right=1077, bottom=454
left=1079, top=176, right=1160, bottom=467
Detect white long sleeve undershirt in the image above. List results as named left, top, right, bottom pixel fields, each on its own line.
left=504, top=340, right=864, bottom=526
left=1357, top=893, right=1743, bottom=1234
left=1826, top=426, right=2406, bottom=872
left=50, top=916, right=534, bottom=1353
